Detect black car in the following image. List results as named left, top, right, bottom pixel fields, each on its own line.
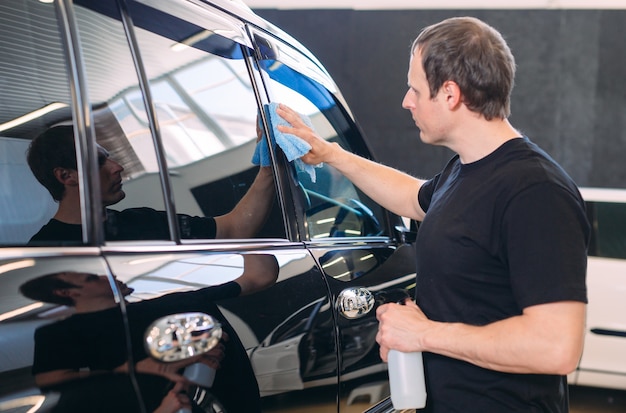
left=0, top=0, right=415, bottom=412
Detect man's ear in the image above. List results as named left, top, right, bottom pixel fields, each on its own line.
left=442, top=80, right=462, bottom=109
left=53, top=288, right=74, bottom=299
left=53, top=167, right=79, bottom=187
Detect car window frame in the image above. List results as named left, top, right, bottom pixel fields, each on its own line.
left=55, top=0, right=106, bottom=245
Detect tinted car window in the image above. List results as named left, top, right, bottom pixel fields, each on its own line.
left=0, top=0, right=75, bottom=246
left=75, top=1, right=169, bottom=241
left=129, top=3, right=285, bottom=240
left=256, top=37, right=387, bottom=240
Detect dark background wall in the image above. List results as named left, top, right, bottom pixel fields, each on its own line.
left=254, top=9, right=626, bottom=188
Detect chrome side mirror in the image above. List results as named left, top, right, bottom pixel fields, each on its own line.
left=145, top=312, right=222, bottom=362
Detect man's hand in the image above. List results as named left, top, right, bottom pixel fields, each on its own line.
left=376, top=300, right=430, bottom=361
left=277, top=103, right=428, bottom=221
left=119, top=339, right=227, bottom=383
left=276, top=104, right=341, bottom=166
left=153, top=382, right=192, bottom=413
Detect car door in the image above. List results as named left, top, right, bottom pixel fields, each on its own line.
left=72, top=1, right=341, bottom=411
left=252, top=31, right=418, bottom=411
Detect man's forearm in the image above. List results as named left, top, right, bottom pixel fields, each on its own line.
left=326, top=146, right=427, bottom=221
left=424, top=302, right=585, bottom=374
left=377, top=300, right=585, bottom=375
left=215, top=166, right=275, bottom=239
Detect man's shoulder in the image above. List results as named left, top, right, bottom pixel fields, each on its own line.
left=110, top=207, right=164, bottom=218
left=35, top=308, right=119, bottom=337
left=28, top=219, right=82, bottom=244
left=35, top=315, right=76, bottom=338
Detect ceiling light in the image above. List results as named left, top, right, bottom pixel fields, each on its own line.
left=0, top=102, right=68, bottom=133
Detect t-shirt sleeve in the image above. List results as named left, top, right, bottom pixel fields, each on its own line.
left=503, top=183, right=589, bottom=308
left=180, top=214, right=217, bottom=239
left=418, top=176, right=438, bottom=213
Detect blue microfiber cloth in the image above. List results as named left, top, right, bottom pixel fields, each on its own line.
left=252, top=102, right=322, bottom=182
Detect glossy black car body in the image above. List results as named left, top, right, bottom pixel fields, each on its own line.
left=0, top=1, right=416, bottom=412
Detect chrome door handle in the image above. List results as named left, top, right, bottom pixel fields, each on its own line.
left=337, top=287, right=375, bottom=319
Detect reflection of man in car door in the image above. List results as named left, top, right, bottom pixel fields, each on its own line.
left=19, top=254, right=278, bottom=413
left=26, top=125, right=275, bottom=243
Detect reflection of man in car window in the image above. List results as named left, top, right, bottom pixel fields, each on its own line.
left=19, top=255, right=278, bottom=413
left=26, top=125, right=275, bottom=243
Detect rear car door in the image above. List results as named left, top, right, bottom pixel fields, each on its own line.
left=72, top=0, right=340, bottom=412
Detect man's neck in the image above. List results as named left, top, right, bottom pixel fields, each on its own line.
left=54, top=197, right=106, bottom=225
left=450, top=117, right=521, bottom=164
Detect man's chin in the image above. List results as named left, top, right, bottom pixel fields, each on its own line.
left=104, top=191, right=126, bottom=207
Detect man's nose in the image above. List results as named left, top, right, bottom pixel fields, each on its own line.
left=401, top=91, right=412, bottom=109
left=108, top=158, right=124, bottom=173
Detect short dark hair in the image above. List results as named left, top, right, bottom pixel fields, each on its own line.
left=412, top=16, right=516, bottom=120
left=27, top=125, right=77, bottom=201
left=19, top=272, right=80, bottom=307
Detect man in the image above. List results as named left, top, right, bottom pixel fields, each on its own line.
left=20, top=254, right=278, bottom=412
left=27, top=124, right=275, bottom=243
left=277, top=16, right=589, bottom=412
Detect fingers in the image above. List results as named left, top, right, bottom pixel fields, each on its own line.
left=170, top=381, right=186, bottom=394
left=255, top=116, right=263, bottom=143
left=276, top=103, right=298, bottom=123
left=378, top=344, right=390, bottom=363
left=377, top=300, right=428, bottom=354
left=206, top=342, right=226, bottom=358
left=276, top=104, right=311, bottom=131
left=376, top=302, right=394, bottom=320
left=192, top=342, right=225, bottom=369
left=275, top=103, right=332, bottom=165
left=200, top=355, right=223, bottom=370
left=155, top=385, right=192, bottom=413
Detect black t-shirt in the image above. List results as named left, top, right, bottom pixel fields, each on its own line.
left=33, top=281, right=261, bottom=412
left=29, top=207, right=216, bottom=244
left=415, top=137, right=589, bottom=412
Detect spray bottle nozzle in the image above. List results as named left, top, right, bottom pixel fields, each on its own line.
left=375, top=288, right=411, bottom=305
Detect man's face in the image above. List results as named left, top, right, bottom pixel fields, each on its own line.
left=401, top=48, right=450, bottom=146
left=97, top=146, right=126, bottom=207
left=56, top=272, right=134, bottom=303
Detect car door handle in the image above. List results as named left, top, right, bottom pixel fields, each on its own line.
left=337, top=287, right=375, bottom=319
